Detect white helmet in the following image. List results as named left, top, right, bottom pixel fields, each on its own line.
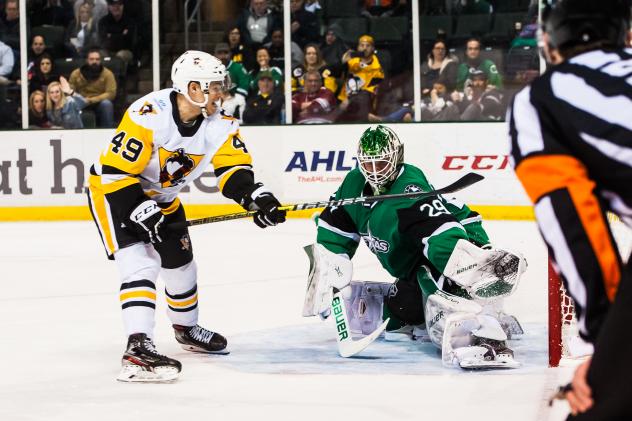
left=171, top=50, right=227, bottom=114
left=357, top=125, right=404, bottom=195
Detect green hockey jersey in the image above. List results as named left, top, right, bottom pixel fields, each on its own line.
left=317, top=164, right=490, bottom=291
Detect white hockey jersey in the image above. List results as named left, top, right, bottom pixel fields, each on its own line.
left=90, top=88, right=252, bottom=205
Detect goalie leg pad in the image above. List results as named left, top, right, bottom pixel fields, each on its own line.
left=425, top=290, right=483, bottom=348
left=344, top=281, right=392, bottom=335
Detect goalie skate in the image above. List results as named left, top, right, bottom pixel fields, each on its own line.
left=456, top=338, right=521, bottom=370
left=173, top=324, right=230, bottom=355
left=117, top=333, right=182, bottom=383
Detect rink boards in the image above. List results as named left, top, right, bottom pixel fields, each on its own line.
left=0, top=123, right=534, bottom=221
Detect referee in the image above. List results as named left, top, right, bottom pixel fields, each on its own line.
left=507, top=0, right=632, bottom=418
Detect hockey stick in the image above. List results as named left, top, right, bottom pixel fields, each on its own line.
left=170, top=172, right=484, bottom=230
left=331, top=288, right=390, bottom=358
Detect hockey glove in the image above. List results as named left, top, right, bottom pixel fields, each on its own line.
left=129, top=199, right=165, bottom=244
left=241, top=183, right=286, bottom=228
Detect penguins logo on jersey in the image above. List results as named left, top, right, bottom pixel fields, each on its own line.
left=158, top=148, right=203, bottom=187
left=363, top=235, right=390, bottom=254
left=137, top=101, right=157, bottom=116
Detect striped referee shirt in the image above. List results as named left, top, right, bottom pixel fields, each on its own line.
left=507, top=48, right=632, bottom=343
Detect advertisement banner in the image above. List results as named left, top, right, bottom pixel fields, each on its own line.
left=0, top=123, right=532, bottom=220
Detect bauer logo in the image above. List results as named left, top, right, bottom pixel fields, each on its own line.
left=332, top=296, right=349, bottom=340
left=285, top=150, right=357, bottom=172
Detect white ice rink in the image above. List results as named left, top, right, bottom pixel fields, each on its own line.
left=0, top=219, right=578, bottom=421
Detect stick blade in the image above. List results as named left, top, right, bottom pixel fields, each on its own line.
left=337, top=318, right=390, bottom=358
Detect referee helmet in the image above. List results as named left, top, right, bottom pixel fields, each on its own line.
left=542, top=0, right=631, bottom=50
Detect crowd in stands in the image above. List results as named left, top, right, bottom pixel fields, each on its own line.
left=220, top=0, right=537, bottom=125
left=0, top=0, right=152, bottom=129
left=0, top=0, right=539, bottom=128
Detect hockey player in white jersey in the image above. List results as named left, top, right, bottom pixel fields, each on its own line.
left=87, top=51, right=286, bottom=382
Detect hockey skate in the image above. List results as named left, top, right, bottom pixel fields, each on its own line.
left=173, top=324, right=229, bottom=355
left=457, top=336, right=521, bottom=370
left=117, top=333, right=182, bottom=383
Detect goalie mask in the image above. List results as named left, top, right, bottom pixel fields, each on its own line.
left=171, top=50, right=228, bottom=117
left=357, top=125, right=404, bottom=195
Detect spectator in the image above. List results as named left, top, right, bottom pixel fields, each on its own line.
left=68, top=48, right=116, bottom=127
left=98, top=0, right=136, bottom=66
left=264, top=28, right=303, bottom=71
left=28, top=35, right=49, bottom=65
left=304, top=0, right=322, bottom=13
left=46, top=76, right=88, bottom=128
left=214, top=42, right=250, bottom=100
left=0, top=38, right=14, bottom=85
left=235, top=0, right=281, bottom=48
left=419, top=77, right=460, bottom=121
left=73, top=0, right=107, bottom=23
left=0, top=0, right=19, bottom=50
left=29, top=53, right=60, bottom=93
left=456, top=37, right=502, bottom=90
left=248, top=46, right=283, bottom=93
left=459, top=0, right=492, bottom=14
left=290, top=0, right=320, bottom=49
left=225, top=25, right=256, bottom=72
left=292, top=43, right=337, bottom=94
left=65, top=1, right=99, bottom=57
left=320, top=23, right=347, bottom=77
left=420, top=39, right=458, bottom=97
left=361, top=0, right=409, bottom=17
left=455, top=69, right=503, bottom=121
left=337, top=35, right=384, bottom=122
left=291, top=69, right=336, bottom=124
left=243, top=71, right=283, bottom=124
left=29, top=0, right=74, bottom=27
left=28, top=89, right=53, bottom=128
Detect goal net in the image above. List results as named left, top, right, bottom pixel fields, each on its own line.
left=549, top=214, right=632, bottom=366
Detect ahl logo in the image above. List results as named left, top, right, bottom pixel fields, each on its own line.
left=158, top=147, right=204, bottom=187
left=363, top=235, right=390, bottom=254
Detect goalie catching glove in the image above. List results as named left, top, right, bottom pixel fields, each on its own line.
left=130, top=199, right=165, bottom=244
left=302, top=243, right=352, bottom=319
left=240, top=182, right=286, bottom=228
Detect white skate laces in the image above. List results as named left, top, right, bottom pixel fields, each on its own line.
left=188, top=325, right=214, bottom=344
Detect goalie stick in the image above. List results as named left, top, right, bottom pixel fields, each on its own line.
left=169, top=172, right=485, bottom=230
left=331, top=288, right=390, bottom=358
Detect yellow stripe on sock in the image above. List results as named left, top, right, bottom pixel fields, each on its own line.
left=166, top=294, right=198, bottom=308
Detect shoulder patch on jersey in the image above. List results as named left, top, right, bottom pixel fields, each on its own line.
left=158, top=147, right=205, bottom=187
left=404, top=184, right=424, bottom=195
left=134, top=101, right=159, bottom=116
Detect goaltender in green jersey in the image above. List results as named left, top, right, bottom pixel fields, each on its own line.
left=302, top=125, right=528, bottom=369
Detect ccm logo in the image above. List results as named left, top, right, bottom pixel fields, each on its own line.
left=442, top=155, right=510, bottom=170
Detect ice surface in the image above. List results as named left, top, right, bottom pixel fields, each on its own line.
left=0, top=219, right=576, bottom=420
